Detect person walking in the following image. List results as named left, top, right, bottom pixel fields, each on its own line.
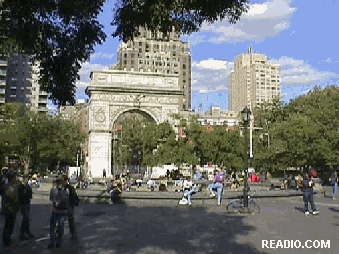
left=330, top=171, right=338, bottom=200
left=18, top=174, right=34, bottom=240
left=1, top=171, right=20, bottom=248
left=48, top=176, right=70, bottom=249
left=103, top=169, right=106, bottom=178
left=303, top=173, right=319, bottom=216
left=208, top=170, right=224, bottom=205
left=63, top=175, right=79, bottom=240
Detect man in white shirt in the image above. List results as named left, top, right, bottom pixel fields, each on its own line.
left=179, top=177, right=199, bottom=206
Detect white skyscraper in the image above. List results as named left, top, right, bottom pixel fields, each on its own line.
left=229, top=46, right=281, bottom=113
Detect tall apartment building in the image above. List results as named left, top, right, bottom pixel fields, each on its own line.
left=114, top=27, right=192, bottom=110
left=229, top=46, right=281, bottom=113
left=0, top=54, right=7, bottom=105
left=5, top=53, right=48, bottom=113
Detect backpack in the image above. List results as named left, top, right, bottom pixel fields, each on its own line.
left=2, top=183, right=20, bottom=214
left=215, top=173, right=224, bottom=183
left=68, top=186, right=79, bottom=207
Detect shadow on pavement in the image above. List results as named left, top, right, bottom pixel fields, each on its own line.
left=1, top=202, right=268, bottom=254
left=294, top=207, right=304, bottom=213
left=328, top=207, right=339, bottom=213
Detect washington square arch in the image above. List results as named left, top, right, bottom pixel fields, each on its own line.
left=85, top=69, right=184, bottom=178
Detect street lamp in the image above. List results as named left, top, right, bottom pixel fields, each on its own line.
left=241, top=106, right=251, bottom=208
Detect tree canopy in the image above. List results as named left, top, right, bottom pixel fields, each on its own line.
left=0, top=0, right=248, bottom=106
left=0, top=103, right=86, bottom=174
left=252, top=85, right=339, bottom=171
left=112, top=0, right=249, bottom=42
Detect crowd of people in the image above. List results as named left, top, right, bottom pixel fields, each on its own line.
left=0, top=170, right=79, bottom=249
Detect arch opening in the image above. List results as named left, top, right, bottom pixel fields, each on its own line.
left=111, top=109, right=157, bottom=177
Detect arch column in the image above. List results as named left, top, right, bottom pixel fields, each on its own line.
left=87, top=102, right=112, bottom=178
left=88, top=131, right=112, bottom=178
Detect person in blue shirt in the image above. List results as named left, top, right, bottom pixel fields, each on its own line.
left=303, top=173, right=319, bottom=216
left=330, top=171, right=338, bottom=199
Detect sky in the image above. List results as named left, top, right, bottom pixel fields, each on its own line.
left=73, top=0, right=339, bottom=113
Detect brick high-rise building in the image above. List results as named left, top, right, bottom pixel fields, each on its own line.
left=229, top=46, right=281, bottom=113
left=114, top=27, right=192, bottom=110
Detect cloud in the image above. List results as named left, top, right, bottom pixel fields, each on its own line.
left=192, top=56, right=338, bottom=101
left=76, top=81, right=90, bottom=88
left=183, top=0, right=297, bottom=44
left=90, top=52, right=115, bottom=61
left=269, top=56, right=339, bottom=87
left=192, top=59, right=234, bottom=94
left=76, top=61, right=109, bottom=99
left=317, top=58, right=339, bottom=64
left=78, top=62, right=108, bottom=83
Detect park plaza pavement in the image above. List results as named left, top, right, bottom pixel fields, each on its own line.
left=1, top=190, right=339, bottom=253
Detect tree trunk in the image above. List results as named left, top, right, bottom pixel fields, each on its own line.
left=20, top=157, right=30, bottom=175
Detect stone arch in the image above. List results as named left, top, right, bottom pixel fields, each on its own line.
left=110, top=107, right=159, bottom=130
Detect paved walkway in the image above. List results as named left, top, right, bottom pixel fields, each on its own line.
left=2, top=194, right=339, bottom=254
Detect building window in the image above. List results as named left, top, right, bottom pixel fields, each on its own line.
left=183, top=64, right=186, bottom=69
left=124, top=53, right=127, bottom=58
left=139, top=48, right=142, bottom=53
left=11, top=77, right=17, bottom=81
left=173, top=51, right=176, bottom=57
left=124, top=60, right=127, bottom=65
left=131, top=53, right=135, bottom=58
left=131, top=60, right=135, bottom=65
left=139, top=42, right=142, bottom=46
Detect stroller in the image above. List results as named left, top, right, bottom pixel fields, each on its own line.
left=178, top=183, right=200, bottom=205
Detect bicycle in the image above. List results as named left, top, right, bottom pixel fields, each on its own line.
left=226, top=191, right=260, bottom=214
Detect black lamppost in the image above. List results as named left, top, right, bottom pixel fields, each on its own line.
left=241, top=106, right=251, bottom=208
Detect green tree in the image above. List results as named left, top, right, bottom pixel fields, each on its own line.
left=253, top=86, right=339, bottom=172
left=36, top=116, right=86, bottom=172
left=0, top=103, right=86, bottom=174
left=1, top=0, right=248, bottom=106
left=112, top=0, right=249, bottom=42
left=0, top=0, right=107, bottom=106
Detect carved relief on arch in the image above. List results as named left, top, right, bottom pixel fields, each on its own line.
left=109, top=105, right=128, bottom=130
